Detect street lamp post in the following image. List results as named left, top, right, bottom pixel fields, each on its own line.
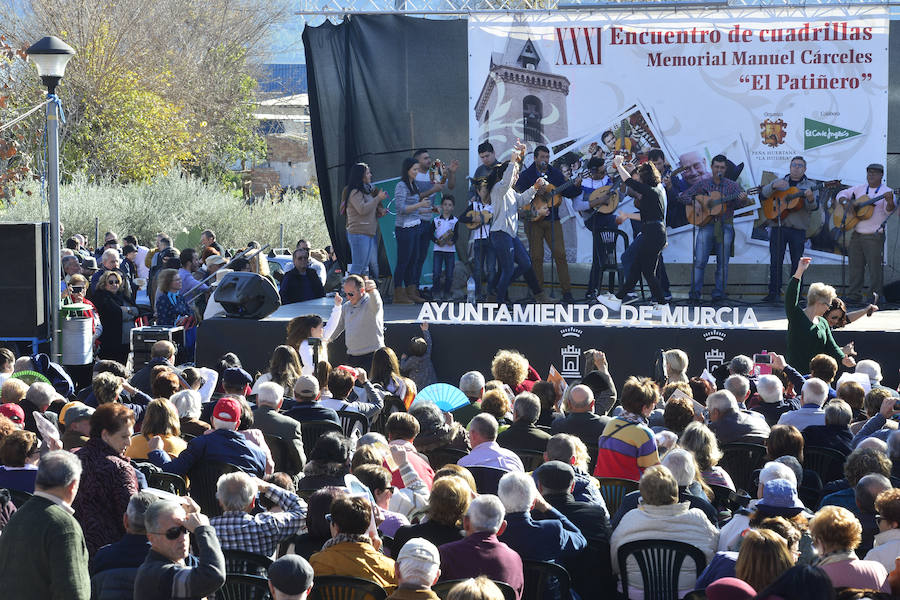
left=26, top=36, right=75, bottom=361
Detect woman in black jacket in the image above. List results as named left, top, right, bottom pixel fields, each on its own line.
left=92, top=270, right=139, bottom=364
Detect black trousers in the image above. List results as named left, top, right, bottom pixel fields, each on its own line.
left=619, top=221, right=666, bottom=303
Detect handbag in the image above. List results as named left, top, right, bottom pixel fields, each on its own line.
left=120, top=305, right=139, bottom=345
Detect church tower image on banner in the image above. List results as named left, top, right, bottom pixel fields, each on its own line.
left=475, top=32, right=570, bottom=153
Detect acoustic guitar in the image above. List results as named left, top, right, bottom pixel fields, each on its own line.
left=587, top=186, right=620, bottom=214
left=526, top=171, right=586, bottom=222
left=762, top=180, right=841, bottom=221
left=686, top=187, right=760, bottom=227
left=464, top=209, right=493, bottom=230
left=832, top=190, right=894, bottom=231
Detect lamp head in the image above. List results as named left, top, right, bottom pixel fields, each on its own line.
left=26, top=36, right=75, bottom=95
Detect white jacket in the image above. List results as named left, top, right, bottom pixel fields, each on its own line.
left=611, top=502, right=719, bottom=600
left=866, top=528, right=900, bottom=573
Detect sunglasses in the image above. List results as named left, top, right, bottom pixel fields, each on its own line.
left=345, top=291, right=357, bottom=298
left=153, top=525, right=188, bottom=540
left=381, top=486, right=396, bottom=494
left=70, top=286, right=85, bottom=293
left=107, top=280, right=121, bottom=286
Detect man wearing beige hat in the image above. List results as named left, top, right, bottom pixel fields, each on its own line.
left=388, top=538, right=441, bottom=600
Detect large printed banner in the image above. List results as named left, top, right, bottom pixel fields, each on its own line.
left=468, top=8, right=889, bottom=264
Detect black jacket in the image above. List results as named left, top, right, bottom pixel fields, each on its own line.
left=279, top=267, right=324, bottom=305
left=551, top=412, right=609, bottom=450
left=802, top=424, right=854, bottom=457
left=134, top=525, right=225, bottom=600
left=497, top=420, right=551, bottom=453
left=130, top=357, right=178, bottom=396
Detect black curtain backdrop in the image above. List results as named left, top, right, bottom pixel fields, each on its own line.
left=303, top=15, right=469, bottom=273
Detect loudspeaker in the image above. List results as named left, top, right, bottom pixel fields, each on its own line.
left=884, top=280, right=900, bottom=303
left=214, top=272, right=281, bottom=319
left=0, top=223, right=51, bottom=338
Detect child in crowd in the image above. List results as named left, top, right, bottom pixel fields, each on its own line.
left=400, top=322, right=437, bottom=391
left=430, top=196, right=459, bottom=301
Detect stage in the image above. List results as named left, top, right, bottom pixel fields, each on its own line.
left=195, top=297, right=900, bottom=389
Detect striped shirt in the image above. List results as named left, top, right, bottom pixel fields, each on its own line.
left=593, top=414, right=660, bottom=481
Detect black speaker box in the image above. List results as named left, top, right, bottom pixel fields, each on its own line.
left=214, top=272, right=281, bottom=319
left=0, top=223, right=51, bottom=338
left=884, top=280, right=900, bottom=303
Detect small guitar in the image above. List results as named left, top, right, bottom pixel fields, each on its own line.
left=762, top=179, right=841, bottom=221
left=527, top=171, right=586, bottom=222
left=686, top=186, right=760, bottom=227
left=587, top=186, right=620, bottom=214
left=464, top=209, right=493, bottom=230
left=832, top=190, right=894, bottom=231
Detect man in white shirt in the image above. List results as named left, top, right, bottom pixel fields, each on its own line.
left=777, top=377, right=830, bottom=431
left=835, top=163, right=895, bottom=304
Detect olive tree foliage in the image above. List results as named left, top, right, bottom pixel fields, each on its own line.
left=0, top=0, right=287, bottom=182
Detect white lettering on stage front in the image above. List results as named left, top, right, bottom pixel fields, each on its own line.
left=416, top=303, right=760, bottom=329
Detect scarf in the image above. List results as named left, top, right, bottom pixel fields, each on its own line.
left=320, top=533, right=372, bottom=551
left=815, top=549, right=857, bottom=567
left=166, top=292, right=179, bottom=306
left=620, top=411, right=648, bottom=426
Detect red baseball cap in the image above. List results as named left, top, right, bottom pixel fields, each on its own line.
left=213, top=397, right=242, bottom=425
left=0, top=403, right=25, bottom=426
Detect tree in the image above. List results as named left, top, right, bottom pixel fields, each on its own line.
left=0, top=35, right=42, bottom=202
left=0, top=0, right=287, bottom=182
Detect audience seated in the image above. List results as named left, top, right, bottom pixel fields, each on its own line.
left=309, top=495, right=397, bottom=593
left=809, top=505, right=890, bottom=592
left=777, top=378, right=830, bottom=432
left=91, top=491, right=157, bottom=575
left=865, top=488, right=900, bottom=572
left=551, top=384, right=607, bottom=452
left=497, top=392, right=551, bottom=453
left=0, top=429, right=41, bottom=493
left=820, top=446, right=892, bottom=517
left=708, top=389, right=771, bottom=444
left=595, top=377, right=661, bottom=480
left=680, top=421, right=735, bottom=491
left=353, top=464, right=411, bottom=539
left=458, top=414, right=523, bottom=472
left=543, top=434, right=606, bottom=507
left=389, top=538, right=442, bottom=600
left=437, top=494, right=524, bottom=599
left=409, top=401, right=470, bottom=456
left=59, top=402, right=94, bottom=450
left=851, top=390, right=900, bottom=447
left=319, top=366, right=385, bottom=423
left=130, top=341, right=178, bottom=396
left=252, top=382, right=307, bottom=472
left=753, top=374, right=800, bottom=427
left=285, top=375, right=341, bottom=426
left=386, top=412, right=435, bottom=489
left=856, top=359, right=899, bottom=399
left=454, top=371, right=485, bottom=427
left=126, top=398, right=187, bottom=460
left=285, top=487, right=345, bottom=560
left=802, top=399, right=854, bottom=456
left=299, top=432, right=352, bottom=489
left=393, top=473, right=470, bottom=555
left=853, top=473, right=892, bottom=556
left=267, top=554, right=315, bottom=600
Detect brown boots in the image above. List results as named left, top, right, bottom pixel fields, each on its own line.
left=407, top=285, right=426, bottom=303
left=393, top=287, right=412, bottom=304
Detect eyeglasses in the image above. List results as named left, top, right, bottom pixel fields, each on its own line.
left=381, top=486, right=396, bottom=494
left=107, top=280, right=121, bottom=286
left=876, top=514, right=887, bottom=525
left=70, top=286, right=85, bottom=293
left=153, top=525, right=188, bottom=540
left=345, top=291, right=356, bottom=298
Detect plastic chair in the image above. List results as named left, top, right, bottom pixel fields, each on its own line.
left=299, top=421, right=343, bottom=458
left=522, top=559, right=572, bottom=600
left=513, top=449, right=545, bottom=471
left=187, top=461, right=244, bottom=518
left=596, top=478, right=640, bottom=517
left=467, top=466, right=508, bottom=495
left=617, top=539, right=708, bottom=600
left=309, top=575, right=388, bottom=600
left=372, top=394, right=406, bottom=435
left=263, top=433, right=303, bottom=476
left=216, top=573, right=272, bottom=600
left=433, top=579, right=517, bottom=600
left=147, top=472, right=188, bottom=496
left=596, top=228, right=644, bottom=299
left=682, top=591, right=707, bottom=600
left=337, top=410, right=370, bottom=440
left=223, top=549, right=273, bottom=577
left=804, top=446, right=847, bottom=486
left=424, top=447, right=469, bottom=469
left=719, top=443, right=768, bottom=494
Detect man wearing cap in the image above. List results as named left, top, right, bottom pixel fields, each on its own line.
left=130, top=341, right=179, bottom=396
left=201, top=367, right=253, bottom=422
left=331, top=274, right=385, bottom=369
left=284, top=375, right=340, bottom=426
left=205, top=254, right=227, bottom=276
left=0, top=402, right=25, bottom=429
left=452, top=371, right=485, bottom=427
left=534, top=461, right=615, bottom=599
left=268, top=554, right=315, bottom=600
left=388, top=537, right=442, bottom=600
left=835, top=163, right=895, bottom=305
left=146, top=397, right=267, bottom=477
left=60, top=402, right=95, bottom=450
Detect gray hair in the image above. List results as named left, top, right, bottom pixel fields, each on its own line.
left=757, top=375, right=784, bottom=404
left=545, top=434, right=577, bottom=463
left=729, top=355, right=753, bottom=376
left=825, top=400, right=852, bottom=427
left=661, top=448, right=696, bottom=487
left=663, top=350, right=689, bottom=381
left=35, top=451, right=82, bottom=490
left=706, top=390, right=738, bottom=415
left=498, top=471, right=537, bottom=513
left=760, top=461, right=797, bottom=488
left=888, top=430, right=900, bottom=459
left=857, top=437, right=888, bottom=454
left=216, top=472, right=258, bottom=512
left=566, top=384, right=594, bottom=411
left=62, top=255, right=80, bottom=268
left=358, top=432, right=388, bottom=446
left=409, top=401, right=445, bottom=431
left=513, top=392, right=541, bottom=425
left=125, top=491, right=160, bottom=534
left=855, top=473, right=892, bottom=513
left=856, top=360, right=883, bottom=385
left=144, top=500, right=185, bottom=536
left=724, top=375, right=750, bottom=402
left=459, top=371, right=486, bottom=397
left=256, top=382, right=284, bottom=408
left=170, top=389, right=202, bottom=419
left=801, top=378, right=829, bottom=407
left=101, top=248, right=120, bottom=264
left=26, top=381, right=56, bottom=410
left=469, top=413, right=498, bottom=442
left=466, top=494, right=505, bottom=533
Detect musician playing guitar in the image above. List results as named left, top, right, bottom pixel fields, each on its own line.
left=678, top=154, right=749, bottom=303
left=759, top=156, right=818, bottom=302
left=460, top=141, right=501, bottom=301
left=835, top=163, right=895, bottom=305
left=572, top=156, right=618, bottom=300
left=514, top=144, right=581, bottom=303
